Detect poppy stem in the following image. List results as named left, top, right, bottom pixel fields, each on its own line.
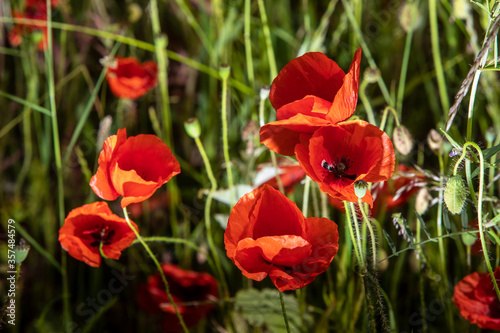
left=257, top=0, right=278, bottom=80
left=358, top=198, right=377, bottom=269
left=122, top=208, right=189, bottom=333
left=344, top=202, right=365, bottom=268
left=359, top=79, right=377, bottom=126
left=220, top=65, right=236, bottom=206
left=452, top=142, right=500, bottom=302
left=279, top=291, right=291, bottom=333
left=379, top=106, right=400, bottom=132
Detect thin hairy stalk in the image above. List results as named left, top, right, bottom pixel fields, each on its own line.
left=416, top=216, right=428, bottom=333
left=358, top=199, right=377, bottom=269
left=453, top=142, right=500, bottom=302
left=379, top=106, right=400, bottom=132
left=257, top=0, right=278, bottom=79
left=340, top=0, right=393, bottom=106
left=45, top=1, right=69, bottom=325
left=359, top=79, right=377, bottom=125
left=123, top=208, right=188, bottom=333
left=344, top=202, right=364, bottom=268
left=244, top=0, right=255, bottom=87
left=429, top=0, right=450, bottom=117
left=193, top=137, right=229, bottom=295
left=220, top=66, right=235, bottom=206
left=279, top=291, right=291, bottom=333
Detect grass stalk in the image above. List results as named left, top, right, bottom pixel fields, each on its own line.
left=123, top=208, right=189, bottom=333
left=219, top=65, right=235, bottom=206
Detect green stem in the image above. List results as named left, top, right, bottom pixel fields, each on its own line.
left=358, top=199, right=377, bottom=269
left=193, top=137, right=229, bottom=295
left=122, top=208, right=189, bottom=333
left=220, top=66, right=235, bottom=206
left=244, top=0, right=255, bottom=87
left=359, top=80, right=377, bottom=125
left=429, top=0, right=450, bottom=116
left=45, top=1, right=69, bottom=326
left=453, top=142, right=500, bottom=302
left=396, top=2, right=416, bottom=117
left=302, top=177, right=311, bottom=217
left=257, top=0, right=278, bottom=80
left=279, top=291, right=291, bottom=333
left=379, top=106, right=400, bottom=132
left=344, top=202, right=364, bottom=268
left=340, top=0, right=393, bottom=106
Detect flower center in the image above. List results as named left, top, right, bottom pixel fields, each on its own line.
left=85, top=226, right=116, bottom=247
left=322, top=156, right=357, bottom=180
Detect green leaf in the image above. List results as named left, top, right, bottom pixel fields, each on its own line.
left=383, top=229, right=397, bottom=254
left=439, top=128, right=462, bottom=150
left=416, top=212, right=433, bottom=240
left=235, top=288, right=312, bottom=332
left=443, top=210, right=452, bottom=234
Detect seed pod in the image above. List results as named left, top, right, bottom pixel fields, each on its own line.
left=415, top=187, right=432, bottom=215
left=399, top=2, right=421, bottom=33
left=354, top=180, right=368, bottom=199
left=363, top=67, right=380, bottom=84
left=427, top=129, right=443, bottom=154
left=444, top=175, right=467, bottom=215
left=393, top=125, right=414, bottom=156
left=184, top=118, right=201, bottom=139
left=15, top=238, right=30, bottom=264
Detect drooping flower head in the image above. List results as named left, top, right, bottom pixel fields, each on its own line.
left=105, top=57, right=158, bottom=99
left=260, top=48, right=362, bottom=156
left=90, top=128, right=180, bottom=208
left=225, top=185, right=339, bottom=291
left=453, top=267, right=500, bottom=329
left=58, top=202, right=138, bottom=267
left=295, top=120, right=395, bottom=206
left=137, top=263, right=218, bottom=333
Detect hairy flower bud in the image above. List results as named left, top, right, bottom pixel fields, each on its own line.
left=427, top=129, right=443, bottom=154
left=127, top=3, right=143, bottom=23
left=399, top=2, right=420, bottom=33
left=363, top=67, right=380, bottom=84
left=15, top=238, right=30, bottom=264
left=415, top=187, right=432, bottom=215
left=393, top=125, right=414, bottom=156
left=444, top=176, right=467, bottom=215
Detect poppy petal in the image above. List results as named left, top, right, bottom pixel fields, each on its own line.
left=327, top=47, right=362, bottom=123
left=270, top=52, right=345, bottom=110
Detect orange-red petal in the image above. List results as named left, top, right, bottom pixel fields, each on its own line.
left=106, top=57, right=158, bottom=99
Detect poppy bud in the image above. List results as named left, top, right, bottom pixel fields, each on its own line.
left=399, top=2, right=420, bottom=33
left=393, top=125, right=414, bottom=156
left=127, top=3, right=143, bottom=23
left=427, top=129, right=443, bottom=154
left=415, top=187, right=432, bottom=215
left=485, top=127, right=496, bottom=144
left=15, top=238, right=30, bottom=264
left=219, top=64, right=230, bottom=80
left=184, top=117, right=201, bottom=139
left=363, top=67, right=380, bottom=84
left=260, top=85, right=270, bottom=100
left=354, top=180, right=368, bottom=199
left=444, top=175, right=467, bottom=215
left=96, top=115, right=113, bottom=153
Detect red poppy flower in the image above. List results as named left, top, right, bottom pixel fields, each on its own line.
left=453, top=267, right=500, bottom=329
left=8, top=0, right=59, bottom=50
left=260, top=48, right=361, bottom=156
left=224, top=184, right=339, bottom=292
left=295, top=120, right=395, bottom=206
left=137, top=263, right=218, bottom=333
left=254, top=159, right=306, bottom=194
left=105, top=57, right=158, bottom=99
left=58, top=201, right=138, bottom=267
left=90, top=128, right=180, bottom=208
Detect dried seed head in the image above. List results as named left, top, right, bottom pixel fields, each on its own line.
left=184, top=117, right=201, bottom=139
left=393, top=125, right=414, bottom=156
left=427, top=129, right=443, bottom=154
left=444, top=175, right=467, bottom=215
left=415, top=187, right=432, bottom=215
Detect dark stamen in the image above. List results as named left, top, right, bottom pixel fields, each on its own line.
left=321, top=157, right=357, bottom=180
